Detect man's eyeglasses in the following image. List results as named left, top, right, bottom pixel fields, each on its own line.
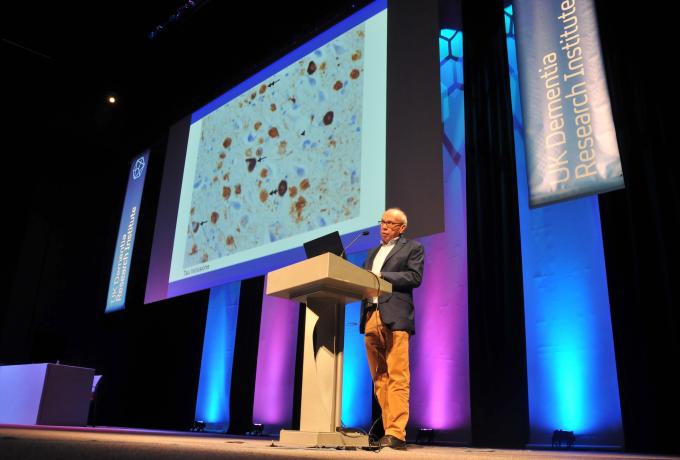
left=379, top=220, right=404, bottom=227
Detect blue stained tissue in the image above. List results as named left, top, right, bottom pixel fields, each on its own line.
left=351, top=114, right=356, bottom=125
left=303, top=140, right=312, bottom=149
left=231, top=202, right=241, bottom=210
left=247, top=133, right=255, bottom=142
left=351, top=170, right=358, bottom=184
left=318, top=91, right=325, bottom=102
left=308, top=78, right=316, bottom=86
left=296, top=167, right=305, bottom=176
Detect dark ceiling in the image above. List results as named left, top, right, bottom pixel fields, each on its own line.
left=2, top=0, right=373, bottom=228
left=3, top=0, right=371, bottom=155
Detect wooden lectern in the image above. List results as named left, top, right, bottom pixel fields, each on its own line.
left=266, top=252, right=392, bottom=447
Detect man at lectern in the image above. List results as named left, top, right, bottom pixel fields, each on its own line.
left=360, top=208, right=424, bottom=450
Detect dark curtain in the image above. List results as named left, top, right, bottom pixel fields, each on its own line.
left=462, top=0, right=529, bottom=448
left=595, top=0, right=680, bottom=454
left=228, top=276, right=265, bottom=434
left=95, top=289, right=210, bottom=430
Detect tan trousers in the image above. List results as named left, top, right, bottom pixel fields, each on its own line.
left=364, top=310, right=410, bottom=441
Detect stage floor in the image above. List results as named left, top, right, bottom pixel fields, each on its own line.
left=0, top=425, right=675, bottom=460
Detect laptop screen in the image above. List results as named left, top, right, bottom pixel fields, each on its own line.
left=303, top=231, right=346, bottom=259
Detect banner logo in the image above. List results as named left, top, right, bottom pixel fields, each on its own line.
left=132, top=156, right=146, bottom=180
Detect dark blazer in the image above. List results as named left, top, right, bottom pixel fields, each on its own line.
left=360, top=237, right=424, bottom=335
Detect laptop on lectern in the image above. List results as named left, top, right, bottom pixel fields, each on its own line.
left=303, top=231, right=346, bottom=259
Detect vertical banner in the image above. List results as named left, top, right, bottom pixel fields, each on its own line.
left=506, top=6, right=623, bottom=447
left=514, top=0, right=624, bottom=207
left=105, top=152, right=149, bottom=313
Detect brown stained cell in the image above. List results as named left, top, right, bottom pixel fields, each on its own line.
left=289, top=185, right=298, bottom=198
left=211, top=212, right=219, bottom=224
left=350, top=69, right=360, bottom=79
left=190, top=207, right=195, bottom=215
left=213, top=176, right=219, bottom=183
left=219, top=152, right=226, bottom=159
left=222, top=186, right=231, bottom=199
left=352, top=50, right=362, bottom=61
left=226, top=235, right=235, bottom=246
left=270, top=103, right=277, bottom=111
left=202, top=253, right=209, bottom=263
left=258, top=138, right=264, bottom=144
left=223, top=137, right=232, bottom=148
left=333, top=81, right=343, bottom=91
left=256, top=147, right=263, bottom=157
left=323, top=111, right=334, bottom=125
left=320, top=62, right=327, bottom=71
left=191, top=221, right=200, bottom=233
left=358, top=30, right=365, bottom=38
left=307, top=61, right=317, bottom=74
left=278, top=180, right=288, bottom=196
left=292, top=196, right=307, bottom=223
left=235, top=184, right=242, bottom=195
left=223, top=173, right=229, bottom=180
left=217, top=161, right=223, bottom=169
left=190, top=244, right=198, bottom=255
left=278, top=140, right=287, bottom=154
left=260, top=168, right=268, bottom=178
left=250, top=92, right=256, bottom=99
left=259, top=84, right=267, bottom=94
left=254, top=121, right=262, bottom=131
left=268, top=127, right=279, bottom=138
left=245, top=148, right=253, bottom=157
left=329, top=139, right=337, bottom=148
left=246, top=158, right=257, bottom=172
left=260, top=189, right=268, bottom=203
left=300, top=178, right=310, bottom=190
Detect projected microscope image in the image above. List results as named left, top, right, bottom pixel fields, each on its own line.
left=183, top=24, right=365, bottom=267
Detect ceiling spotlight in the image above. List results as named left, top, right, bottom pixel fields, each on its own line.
left=107, top=95, right=117, bottom=104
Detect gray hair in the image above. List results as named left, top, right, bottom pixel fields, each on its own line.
left=385, top=207, right=408, bottom=227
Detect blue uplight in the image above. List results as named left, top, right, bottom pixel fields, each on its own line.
left=195, top=281, right=241, bottom=431
left=341, top=250, right=373, bottom=429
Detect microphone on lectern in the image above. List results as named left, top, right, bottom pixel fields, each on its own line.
left=340, top=230, right=370, bottom=259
